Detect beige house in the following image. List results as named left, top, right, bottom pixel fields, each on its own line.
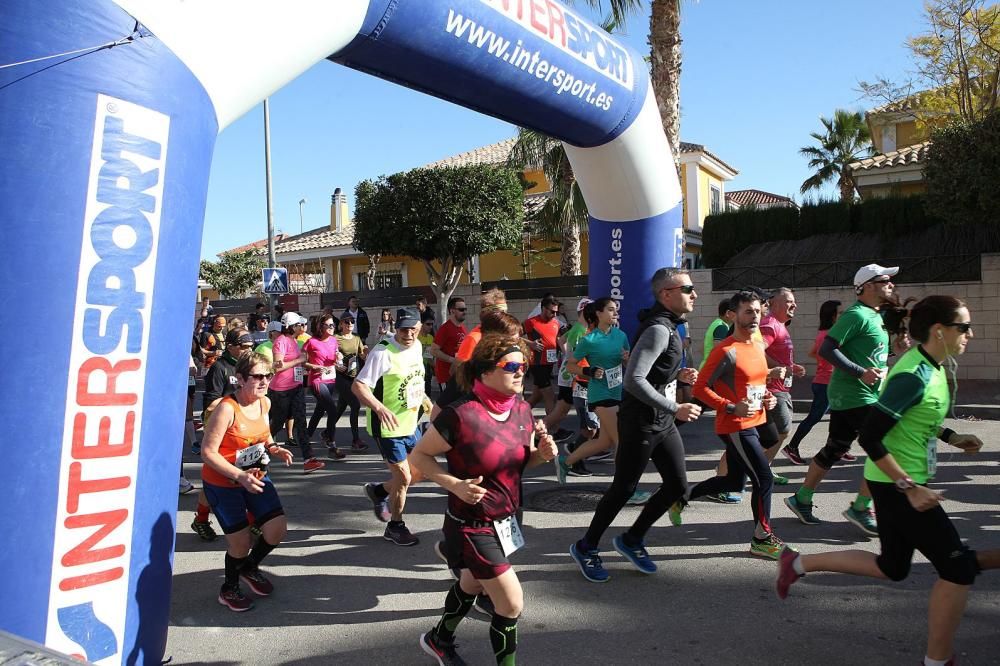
left=849, top=95, right=936, bottom=200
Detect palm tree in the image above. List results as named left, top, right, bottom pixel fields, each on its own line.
left=799, top=109, right=874, bottom=202
left=648, top=0, right=683, bottom=169
left=507, top=129, right=587, bottom=276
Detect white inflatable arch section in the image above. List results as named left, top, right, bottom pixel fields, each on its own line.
left=0, top=1, right=682, bottom=662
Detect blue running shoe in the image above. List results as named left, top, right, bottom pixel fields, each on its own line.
left=569, top=542, right=609, bottom=583
left=612, top=535, right=657, bottom=574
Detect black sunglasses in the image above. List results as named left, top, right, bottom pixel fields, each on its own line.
left=943, top=322, right=973, bottom=334
left=248, top=373, right=274, bottom=381
left=664, top=284, right=696, bottom=294
left=454, top=307, right=468, bottom=312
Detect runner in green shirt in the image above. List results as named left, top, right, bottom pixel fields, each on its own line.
left=785, top=264, right=899, bottom=536
left=777, top=295, right=999, bottom=666
left=699, top=299, right=734, bottom=370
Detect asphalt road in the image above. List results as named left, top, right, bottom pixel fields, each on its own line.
left=168, top=407, right=1000, bottom=665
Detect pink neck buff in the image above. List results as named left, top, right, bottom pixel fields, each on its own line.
left=473, top=379, right=517, bottom=414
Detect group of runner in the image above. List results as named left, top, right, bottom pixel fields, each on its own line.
left=188, top=266, right=995, bottom=666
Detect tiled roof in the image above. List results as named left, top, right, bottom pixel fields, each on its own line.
left=220, top=234, right=286, bottom=256
left=523, top=193, right=549, bottom=220
left=275, top=223, right=356, bottom=254
left=725, top=189, right=798, bottom=208
left=423, top=138, right=518, bottom=168
left=848, top=141, right=932, bottom=172
left=679, top=141, right=739, bottom=174
left=867, top=89, right=931, bottom=116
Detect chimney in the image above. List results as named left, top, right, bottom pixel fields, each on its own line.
left=330, top=187, right=348, bottom=231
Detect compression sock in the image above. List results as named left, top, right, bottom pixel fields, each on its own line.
left=373, top=483, right=389, bottom=500
left=432, top=581, right=475, bottom=644
left=851, top=495, right=873, bottom=512
left=224, top=553, right=247, bottom=588
left=245, top=537, right=277, bottom=568
left=795, top=486, right=815, bottom=505
left=490, top=614, right=518, bottom=666
left=195, top=502, right=211, bottom=523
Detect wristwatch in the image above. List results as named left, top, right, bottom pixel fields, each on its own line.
left=724, top=403, right=736, bottom=415
left=894, top=476, right=917, bottom=492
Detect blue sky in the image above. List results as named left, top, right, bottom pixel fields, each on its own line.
left=200, top=0, right=926, bottom=260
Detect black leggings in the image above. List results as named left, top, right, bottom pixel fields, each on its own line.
left=331, top=375, right=361, bottom=441
left=307, top=382, right=339, bottom=442
left=268, top=385, right=313, bottom=459
left=688, top=428, right=773, bottom=538
left=583, top=420, right=688, bottom=548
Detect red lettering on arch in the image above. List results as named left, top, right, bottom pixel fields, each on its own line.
left=529, top=0, right=547, bottom=35
left=71, top=411, right=135, bottom=459
left=545, top=0, right=567, bottom=46
left=59, top=568, right=124, bottom=591
left=66, top=462, right=131, bottom=514
left=61, top=509, right=128, bottom=567
left=76, top=357, right=140, bottom=406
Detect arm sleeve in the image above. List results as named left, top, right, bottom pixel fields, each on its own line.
left=693, top=346, right=734, bottom=411
left=819, top=335, right=865, bottom=377
left=622, top=324, right=679, bottom=414
left=858, top=372, right=925, bottom=460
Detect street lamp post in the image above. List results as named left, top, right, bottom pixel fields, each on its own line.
left=264, top=99, right=278, bottom=314
left=298, top=197, right=307, bottom=234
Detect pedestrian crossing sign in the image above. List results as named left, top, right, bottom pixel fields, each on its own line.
left=262, top=267, right=289, bottom=294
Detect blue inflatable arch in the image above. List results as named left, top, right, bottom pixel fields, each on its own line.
left=0, top=1, right=682, bottom=662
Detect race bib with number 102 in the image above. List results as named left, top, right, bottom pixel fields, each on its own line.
left=605, top=365, right=623, bottom=389
left=746, top=384, right=765, bottom=411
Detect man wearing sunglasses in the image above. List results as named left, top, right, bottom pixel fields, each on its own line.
left=785, top=263, right=899, bottom=536
left=430, top=297, right=468, bottom=392
left=569, top=268, right=703, bottom=582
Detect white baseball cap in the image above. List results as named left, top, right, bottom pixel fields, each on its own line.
left=267, top=321, right=283, bottom=333
left=280, top=311, right=301, bottom=327
left=576, top=297, right=594, bottom=312
left=853, top=264, right=899, bottom=288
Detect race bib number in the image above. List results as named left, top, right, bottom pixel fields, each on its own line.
left=348, top=357, right=359, bottom=377
left=662, top=380, right=677, bottom=403
left=406, top=380, right=425, bottom=409
left=572, top=382, right=588, bottom=400
left=927, top=437, right=937, bottom=477
left=321, top=366, right=335, bottom=380
left=746, top=385, right=765, bottom=411
left=606, top=365, right=623, bottom=389
left=188, top=374, right=196, bottom=387
left=783, top=374, right=794, bottom=389
left=546, top=348, right=558, bottom=364
left=235, top=443, right=267, bottom=470
left=494, top=515, right=525, bottom=556
left=293, top=366, right=304, bottom=382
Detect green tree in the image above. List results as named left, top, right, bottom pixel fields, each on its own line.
left=859, top=0, right=1000, bottom=125
left=925, top=110, right=1000, bottom=225
left=199, top=249, right=266, bottom=298
left=352, top=165, right=524, bottom=317
left=508, top=129, right=587, bottom=276
left=799, top=109, right=873, bottom=202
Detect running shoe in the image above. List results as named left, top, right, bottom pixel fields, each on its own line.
left=420, top=631, right=467, bottom=666
left=784, top=495, right=822, bottom=525
left=328, top=446, right=347, bottom=461
left=554, top=455, right=570, bottom=485
left=840, top=451, right=857, bottom=462
left=668, top=500, right=685, bottom=527
left=705, top=492, right=743, bottom=504
left=612, top=535, right=657, bottom=574
left=179, top=477, right=195, bottom=495
left=433, top=541, right=460, bottom=580
left=775, top=547, right=803, bottom=599
left=471, top=593, right=495, bottom=617
left=569, top=542, right=609, bottom=583
left=568, top=460, right=592, bottom=477
left=351, top=439, right=369, bottom=453
left=303, top=457, right=326, bottom=474
left=384, top=521, right=419, bottom=546
left=626, top=489, right=653, bottom=506
left=842, top=506, right=878, bottom=536
left=364, top=482, right=392, bottom=522
left=285, top=438, right=298, bottom=448
left=773, top=474, right=790, bottom=485
left=190, top=440, right=201, bottom=455
left=218, top=584, right=254, bottom=612
left=782, top=446, right=806, bottom=465
left=750, top=533, right=786, bottom=560
left=239, top=566, right=274, bottom=596
left=190, top=519, right=218, bottom=542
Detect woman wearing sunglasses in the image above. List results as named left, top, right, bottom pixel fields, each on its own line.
left=410, top=335, right=558, bottom=665
left=200, top=352, right=294, bottom=612
left=777, top=296, right=1000, bottom=666
left=304, top=315, right=346, bottom=460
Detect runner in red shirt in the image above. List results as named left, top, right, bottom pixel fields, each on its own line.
left=431, top=296, right=468, bottom=389
left=523, top=294, right=562, bottom=413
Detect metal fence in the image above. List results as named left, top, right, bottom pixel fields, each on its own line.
left=712, top=254, right=982, bottom=291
